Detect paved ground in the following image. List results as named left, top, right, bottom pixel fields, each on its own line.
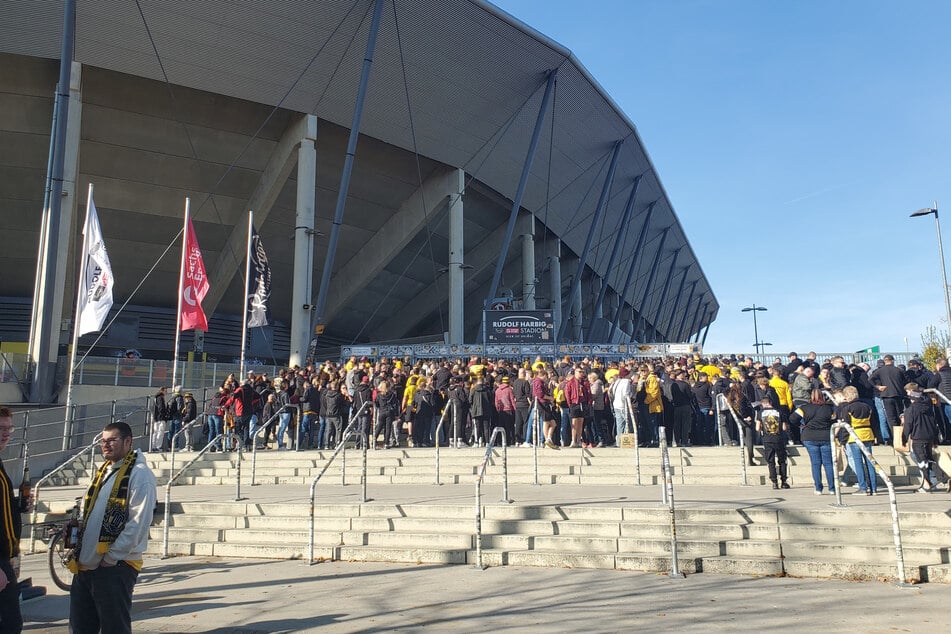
left=19, top=555, right=951, bottom=633
left=24, top=473, right=951, bottom=632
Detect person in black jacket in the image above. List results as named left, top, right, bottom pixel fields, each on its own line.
left=512, top=368, right=533, bottom=445
left=373, top=381, right=401, bottom=448
left=322, top=382, right=349, bottom=448
left=151, top=386, right=170, bottom=452
left=872, top=355, right=907, bottom=430
left=412, top=377, right=436, bottom=448
left=927, top=357, right=951, bottom=444
left=901, top=382, right=941, bottom=492
left=352, top=377, right=374, bottom=448
left=0, top=407, right=26, bottom=633
left=726, top=382, right=756, bottom=465
left=790, top=389, right=837, bottom=494
left=668, top=370, right=694, bottom=447
left=469, top=376, right=495, bottom=446
left=691, top=373, right=715, bottom=446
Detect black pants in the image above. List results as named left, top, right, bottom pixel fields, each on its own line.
left=672, top=405, right=692, bottom=445
left=882, top=396, right=905, bottom=428
left=763, top=440, right=788, bottom=483
left=69, top=562, right=139, bottom=634
left=514, top=405, right=531, bottom=443
left=496, top=410, right=516, bottom=445
left=0, top=559, right=21, bottom=634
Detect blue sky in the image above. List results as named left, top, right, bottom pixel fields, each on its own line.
left=492, top=0, right=951, bottom=356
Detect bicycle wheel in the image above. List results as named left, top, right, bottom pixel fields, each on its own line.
left=47, top=531, right=75, bottom=591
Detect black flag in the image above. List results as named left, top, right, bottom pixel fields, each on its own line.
left=247, top=227, right=271, bottom=328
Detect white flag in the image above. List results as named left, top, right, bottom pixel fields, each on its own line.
left=77, top=198, right=114, bottom=336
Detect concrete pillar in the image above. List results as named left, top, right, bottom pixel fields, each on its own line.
left=547, top=242, right=562, bottom=340
left=569, top=264, right=583, bottom=342
left=519, top=211, right=537, bottom=311
left=592, top=277, right=603, bottom=320
left=57, top=61, right=83, bottom=349
left=29, top=61, right=82, bottom=402
left=289, top=115, right=318, bottom=368
left=448, top=168, right=465, bottom=344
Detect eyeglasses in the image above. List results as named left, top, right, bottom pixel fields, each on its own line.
left=99, top=437, right=126, bottom=446
left=0, top=427, right=14, bottom=435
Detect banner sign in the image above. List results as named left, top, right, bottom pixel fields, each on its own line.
left=485, top=310, right=554, bottom=344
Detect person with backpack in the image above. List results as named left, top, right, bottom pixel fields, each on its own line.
left=756, top=396, right=789, bottom=490
left=835, top=386, right=877, bottom=495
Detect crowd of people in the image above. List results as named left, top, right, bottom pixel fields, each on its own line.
left=145, top=351, right=949, bottom=494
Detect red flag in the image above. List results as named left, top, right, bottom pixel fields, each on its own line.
left=180, top=218, right=210, bottom=332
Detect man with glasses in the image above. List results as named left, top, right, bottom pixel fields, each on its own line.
left=0, top=406, right=28, bottom=632
left=70, top=421, right=156, bottom=634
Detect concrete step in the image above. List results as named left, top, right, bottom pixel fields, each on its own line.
left=701, top=555, right=785, bottom=576
left=782, top=557, right=921, bottom=582
left=338, top=545, right=467, bottom=565
left=782, top=541, right=950, bottom=565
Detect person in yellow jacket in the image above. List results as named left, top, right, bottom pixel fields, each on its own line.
left=638, top=364, right=664, bottom=446
left=402, top=375, right=419, bottom=447
left=769, top=365, right=793, bottom=431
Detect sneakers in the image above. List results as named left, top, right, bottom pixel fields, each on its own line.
left=781, top=482, right=791, bottom=490
left=813, top=490, right=822, bottom=495
left=520, top=442, right=532, bottom=448
left=771, top=482, right=779, bottom=490
left=596, top=442, right=605, bottom=448
left=852, top=489, right=868, bottom=495
left=544, top=440, right=560, bottom=450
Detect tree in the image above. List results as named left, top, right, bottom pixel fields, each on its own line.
left=920, top=325, right=951, bottom=369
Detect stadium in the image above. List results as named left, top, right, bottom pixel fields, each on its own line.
left=0, top=0, right=717, bottom=400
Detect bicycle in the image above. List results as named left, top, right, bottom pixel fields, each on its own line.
left=44, top=497, right=81, bottom=591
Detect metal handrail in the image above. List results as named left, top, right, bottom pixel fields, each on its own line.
left=168, top=415, right=207, bottom=480
left=716, top=394, right=751, bottom=486
left=658, top=425, right=684, bottom=579
left=434, top=402, right=456, bottom=485
left=307, top=404, right=371, bottom=564
left=625, top=396, right=642, bottom=485
left=162, top=433, right=242, bottom=558
left=531, top=397, right=540, bottom=486
left=473, top=426, right=512, bottom=570
left=829, top=422, right=912, bottom=587
left=338, top=401, right=371, bottom=488
left=28, top=430, right=103, bottom=554
left=924, top=387, right=951, bottom=406
left=250, top=406, right=292, bottom=486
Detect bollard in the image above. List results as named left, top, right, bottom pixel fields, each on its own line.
left=658, top=426, right=684, bottom=579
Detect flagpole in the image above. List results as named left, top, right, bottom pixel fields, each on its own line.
left=171, top=198, right=190, bottom=388
left=63, top=182, right=94, bottom=448
left=239, top=210, right=253, bottom=379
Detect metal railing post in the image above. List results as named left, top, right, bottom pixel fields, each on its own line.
left=336, top=402, right=370, bottom=487
left=30, top=431, right=104, bottom=554
left=532, top=398, right=540, bottom=486
left=830, top=421, right=913, bottom=587
left=434, top=402, right=455, bottom=485
left=163, top=432, right=237, bottom=558
left=114, top=357, right=120, bottom=385
left=717, top=394, right=750, bottom=486
left=109, top=400, right=117, bottom=426
left=361, top=419, right=370, bottom=503
left=626, top=397, right=641, bottom=486
left=250, top=407, right=287, bottom=486
left=147, top=359, right=153, bottom=386
left=308, top=411, right=369, bottom=564
left=474, top=477, right=484, bottom=569
left=472, top=425, right=513, bottom=571
left=658, top=425, right=684, bottom=579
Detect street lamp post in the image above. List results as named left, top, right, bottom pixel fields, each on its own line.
left=910, top=202, right=951, bottom=335
left=741, top=304, right=767, bottom=354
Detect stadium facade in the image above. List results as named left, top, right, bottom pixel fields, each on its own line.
left=0, top=0, right=717, bottom=396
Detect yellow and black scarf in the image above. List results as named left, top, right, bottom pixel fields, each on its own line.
left=80, top=449, right=138, bottom=553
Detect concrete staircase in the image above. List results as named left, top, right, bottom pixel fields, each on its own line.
left=139, top=500, right=951, bottom=583
left=141, top=444, right=923, bottom=487
left=33, top=445, right=950, bottom=584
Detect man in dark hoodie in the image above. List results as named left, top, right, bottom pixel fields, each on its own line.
left=352, top=376, right=374, bottom=448
left=901, top=382, right=942, bottom=492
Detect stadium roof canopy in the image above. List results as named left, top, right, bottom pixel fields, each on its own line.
left=1, top=0, right=718, bottom=346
